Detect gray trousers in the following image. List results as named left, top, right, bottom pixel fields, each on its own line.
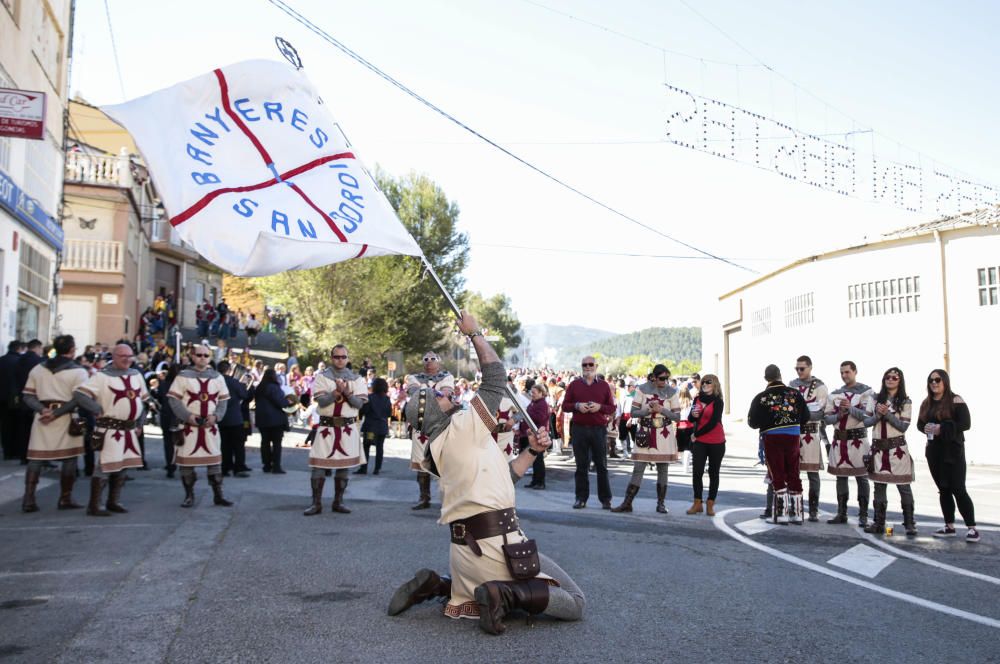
left=28, top=458, right=76, bottom=476
left=628, top=461, right=669, bottom=487
left=835, top=475, right=870, bottom=502
left=539, top=553, right=585, bottom=621
left=180, top=464, right=221, bottom=479
left=311, top=468, right=348, bottom=480
left=873, top=481, right=914, bottom=506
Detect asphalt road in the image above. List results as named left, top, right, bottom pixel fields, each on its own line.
left=2, top=424, right=998, bottom=664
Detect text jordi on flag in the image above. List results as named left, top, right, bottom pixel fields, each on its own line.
left=102, top=59, right=422, bottom=276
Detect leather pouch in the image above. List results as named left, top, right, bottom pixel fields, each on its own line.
left=68, top=416, right=85, bottom=437
left=501, top=533, right=540, bottom=580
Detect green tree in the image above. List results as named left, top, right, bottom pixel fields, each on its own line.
left=251, top=170, right=469, bottom=365
left=462, top=291, right=522, bottom=358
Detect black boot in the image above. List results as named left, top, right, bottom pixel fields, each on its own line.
left=656, top=483, right=668, bottom=514
left=181, top=473, right=196, bottom=508
left=857, top=497, right=869, bottom=528
left=412, top=472, right=431, bottom=510
left=106, top=473, right=128, bottom=513
left=86, top=477, right=111, bottom=517
left=759, top=485, right=774, bottom=519
left=864, top=501, right=887, bottom=534
left=303, top=477, right=324, bottom=516
left=387, top=568, right=452, bottom=616
left=331, top=476, right=350, bottom=513
left=827, top=494, right=848, bottom=524
left=209, top=473, right=233, bottom=506
left=57, top=474, right=83, bottom=510
left=902, top=502, right=917, bottom=537
left=808, top=489, right=820, bottom=522
left=22, top=467, right=41, bottom=513
left=610, top=484, right=639, bottom=513
left=474, top=578, right=550, bottom=635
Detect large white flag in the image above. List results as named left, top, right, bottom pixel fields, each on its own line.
left=102, top=60, right=423, bottom=276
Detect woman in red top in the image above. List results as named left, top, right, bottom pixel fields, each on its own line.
left=686, top=374, right=726, bottom=516
left=523, top=384, right=552, bottom=490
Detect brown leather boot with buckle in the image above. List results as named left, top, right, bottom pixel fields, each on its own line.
left=106, top=473, right=128, bottom=513
left=387, top=568, right=452, bottom=616
left=209, top=473, right=233, bottom=507
left=181, top=473, right=196, bottom=508
left=303, top=476, right=324, bottom=516
left=57, top=474, right=82, bottom=510
left=610, top=484, right=638, bottom=513
left=331, top=476, right=351, bottom=513
left=411, top=472, right=431, bottom=510
left=474, top=578, right=550, bottom=635
left=87, top=477, right=111, bottom=517
left=22, top=467, right=41, bottom=513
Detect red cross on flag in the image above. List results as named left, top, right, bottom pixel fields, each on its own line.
left=102, top=60, right=422, bottom=276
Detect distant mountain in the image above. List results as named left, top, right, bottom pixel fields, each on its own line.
left=509, top=323, right=616, bottom=367
left=555, top=326, right=701, bottom=368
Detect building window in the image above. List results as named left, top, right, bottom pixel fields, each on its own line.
left=979, top=267, right=999, bottom=306
left=18, top=242, right=51, bottom=301
left=751, top=306, right=771, bottom=336
left=784, top=292, right=814, bottom=328
left=849, top=275, right=921, bottom=318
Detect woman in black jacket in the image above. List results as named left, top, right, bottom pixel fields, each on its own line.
left=917, top=369, right=977, bottom=542
left=156, top=364, right=180, bottom=479
left=356, top=377, right=390, bottom=475
left=254, top=368, right=290, bottom=474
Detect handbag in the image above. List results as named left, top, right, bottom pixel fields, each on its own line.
left=501, top=532, right=540, bottom=580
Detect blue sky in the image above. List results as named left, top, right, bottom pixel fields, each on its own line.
left=70, top=0, right=1000, bottom=333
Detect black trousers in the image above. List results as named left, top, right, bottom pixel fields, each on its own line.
left=359, top=432, right=385, bottom=472
left=570, top=424, right=611, bottom=504
left=518, top=435, right=546, bottom=485
left=926, top=442, right=976, bottom=527
left=259, top=426, right=285, bottom=470
left=0, top=403, right=17, bottom=459
left=14, top=410, right=33, bottom=462
left=161, top=426, right=177, bottom=473
left=692, top=441, right=726, bottom=500
left=219, top=425, right=247, bottom=473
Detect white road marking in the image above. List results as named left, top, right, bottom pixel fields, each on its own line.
left=853, top=526, right=1000, bottom=586
left=0, top=523, right=162, bottom=531
left=734, top=518, right=779, bottom=536
left=0, top=568, right=117, bottom=578
left=714, top=508, right=1000, bottom=630
left=827, top=543, right=897, bottom=578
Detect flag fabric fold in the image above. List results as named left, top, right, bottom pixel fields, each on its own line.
left=102, top=59, right=422, bottom=276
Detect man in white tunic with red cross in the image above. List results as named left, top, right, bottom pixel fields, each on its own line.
left=823, top=360, right=873, bottom=527
left=74, top=344, right=148, bottom=516
left=387, top=312, right=585, bottom=635
left=406, top=352, right=452, bottom=511
left=302, top=344, right=367, bottom=516
left=167, top=345, right=231, bottom=508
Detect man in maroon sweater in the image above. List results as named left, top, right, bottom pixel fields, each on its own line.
left=562, top=356, right=616, bottom=509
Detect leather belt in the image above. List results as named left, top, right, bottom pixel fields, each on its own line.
left=872, top=436, right=906, bottom=451
left=319, top=416, right=356, bottom=427
left=41, top=400, right=65, bottom=408
left=450, top=508, right=520, bottom=556
left=801, top=422, right=819, bottom=433
left=833, top=427, right=867, bottom=441
left=96, top=416, right=138, bottom=430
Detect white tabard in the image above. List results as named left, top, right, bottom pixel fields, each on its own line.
left=423, top=394, right=553, bottom=620
left=310, top=370, right=367, bottom=469
left=630, top=384, right=681, bottom=463
left=407, top=371, right=452, bottom=471
left=868, top=399, right=914, bottom=484
left=25, top=362, right=89, bottom=461
left=492, top=396, right=518, bottom=463
left=168, top=370, right=229, bottom=467
left=77, top=369, right=148, bottom=473
left=825, top=385, right=873, bottom=477
left=790, top=377, right=828, bottom=472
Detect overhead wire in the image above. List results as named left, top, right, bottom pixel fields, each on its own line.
left=471, top=242, right=787, bottom=262
left=264, top=0, right=756, bottom=274
left=102, top=0, right=127, bottom=100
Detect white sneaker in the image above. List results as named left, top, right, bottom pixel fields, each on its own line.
left=966, top=528, right=980, bottom=543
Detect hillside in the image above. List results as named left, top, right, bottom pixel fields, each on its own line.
left=513, top=323, right=616, bottom=366
left=555, top=326, right=701, bottom=368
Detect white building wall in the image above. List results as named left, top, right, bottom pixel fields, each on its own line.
left=707, top=228, right=1000, bottom=465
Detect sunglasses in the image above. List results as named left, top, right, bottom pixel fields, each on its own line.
left=795, top=367, right=808, bottom=372
left=193, top=353, right=211, bottom=358
left=582, top=363, right=595, bottom=367
left=655, top=375, right=669, bottom=381
left=332, top=355, right=348, bottom=359
left=702, top=380, right=713, bottom=385
left=885, top=375, right=900, bottom=381
left=928, top=377, right=943, bottom=384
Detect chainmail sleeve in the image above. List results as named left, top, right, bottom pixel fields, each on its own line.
left=476, top=361, right=506, bottom=414
left=73, top=390, right=103, bottom=415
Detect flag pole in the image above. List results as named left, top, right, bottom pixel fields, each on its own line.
left=419, top=255, right=539, bottom=434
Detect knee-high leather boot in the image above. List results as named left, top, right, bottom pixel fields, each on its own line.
left=303, top=476, right=324, bottom=516
left=387, top=569, right=452, bottom=616
left=57, top=473, right=82, bottom=510
left=610, top=483, right=639, bottom=513
left=331, top=476, right=351, bottom=513
left=808, top=488, right=820, bottom=522
left=902, top=501, right=917, bottom=537
left=857, top=496, right=869, bottom=528
left=181, top=473, right=197, bottom=508
left=827, top=493, right=848, bottom=524
left=864, top=500, right=887, bottom=534
left=87, top=477, right=111, bottom=517
left=412, top=472, right=431, bottom=510
left=759, top=485, right=774, bottom=519
left=656, top=483, right=669, bottom=514
left=209, top=473, right=233, bottom=506
left=107, top=473, right=128, bottom=513
left=475, top=578, right=550, bottom=635
left=22, top=467, right=40, bottom=513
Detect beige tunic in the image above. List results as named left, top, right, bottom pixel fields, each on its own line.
left=630, top=386, right=681, bottom=463
left=77, top=369, right=148, bottom=473
left=791, top=378, right=828, bottom=471
left=493, top=396, right=518, bottom=463
left=825, top=386, right=873, bottom=477
left=310, top=371, right=367, bottom=469
left=868, top=399, right=914, bottom=484
left=25, top=362, right=89, bottom=461
left=168, top=371, right=229, bottom=467
left=422, top=394, right=552, bottom=620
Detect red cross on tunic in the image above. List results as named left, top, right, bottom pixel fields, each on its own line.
left=324, top=397, right=351, bottom=458
left=797, top=385, right=815, bottom=445
left=492, top=409, right=510, bottom=443
left=646, top=396, right=671, bottom=449
left=108, top=374, right=142, bottom=455
left=184, top=378, right=218, bottom=454
left=835, top=393, right=859, bottom=467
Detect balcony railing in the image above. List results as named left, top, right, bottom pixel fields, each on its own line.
left=61, top=239, right=124, bottom=273
left=64, top=150, right=132, bottom=188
